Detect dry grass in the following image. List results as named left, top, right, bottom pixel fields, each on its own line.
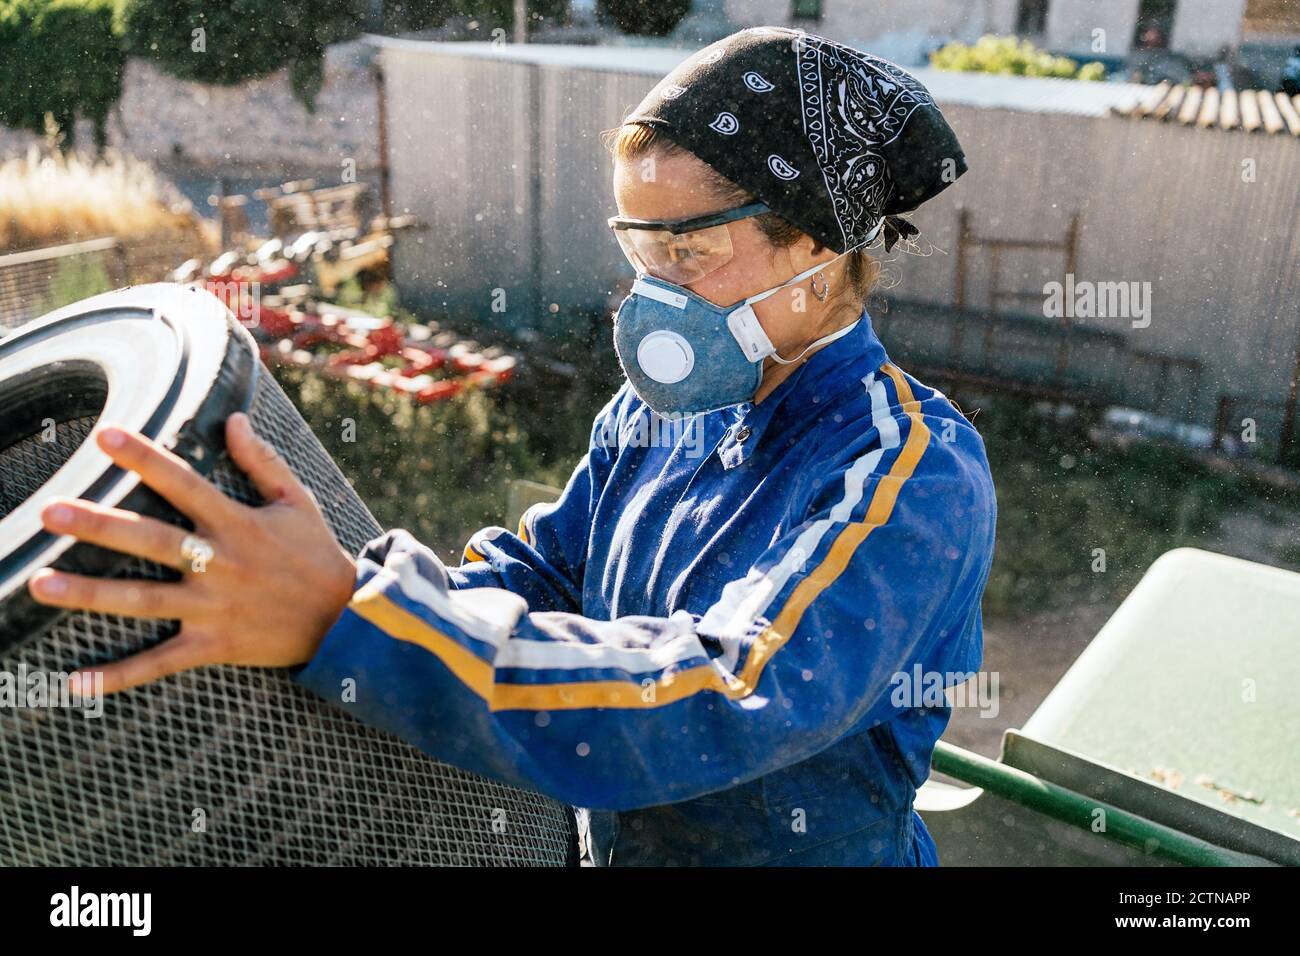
left=0, top=148, right=207, bottom=253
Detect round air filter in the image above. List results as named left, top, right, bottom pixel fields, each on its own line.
left=0, top=284, right=576, bottom=866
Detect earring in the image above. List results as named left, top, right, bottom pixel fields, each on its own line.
left=811, top=271, right=830, bottom=302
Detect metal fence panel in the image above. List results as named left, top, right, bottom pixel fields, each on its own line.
left=0, top=239, right=126, bottom=335
left=379, top=41, right=1300, bottom=434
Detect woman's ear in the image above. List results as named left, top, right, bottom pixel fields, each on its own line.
left=794, top=233, right=839, bottom=272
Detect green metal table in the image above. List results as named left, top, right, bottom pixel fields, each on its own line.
left=920, top=548, right=1300, bottom=866
left=1024, top=547, right=1300, bottom=840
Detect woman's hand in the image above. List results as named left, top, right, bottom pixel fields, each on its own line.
left=27, top=412, right=357, bottom=695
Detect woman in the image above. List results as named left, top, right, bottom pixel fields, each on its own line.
left=29, top=27, right=996, bottom=866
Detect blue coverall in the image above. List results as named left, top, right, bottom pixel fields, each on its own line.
left=293, top=311, right=998, bottom=865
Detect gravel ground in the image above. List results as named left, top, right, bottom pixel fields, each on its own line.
left=945, top=602, right=1117, bottom=758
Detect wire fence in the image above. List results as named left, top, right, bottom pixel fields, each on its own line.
left=0, top=234, right=202, bottom=335
left=0, top=239, right=125, bottom=334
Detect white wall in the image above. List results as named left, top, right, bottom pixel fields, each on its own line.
left=722, top=0, right=1019, bottom=62
left=1046, top=0, right=1139, bottom=57
left=1170, top=0, right=1247, bottom=57
left=720, top=0, right=1251, bottom=63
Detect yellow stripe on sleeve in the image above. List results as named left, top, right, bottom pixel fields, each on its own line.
left=348, top=583, right=737, bottom=711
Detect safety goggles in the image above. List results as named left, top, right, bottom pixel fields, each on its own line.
left=607, top=201, right=770, bottom=284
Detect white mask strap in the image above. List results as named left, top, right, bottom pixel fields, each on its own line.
left=744, top=255, right=840, bottom=307
left=769, top=318, right=862, bottom=365
left=743, top=217, right=885, bottom=309
left=726, top=219, right=883, bottom=365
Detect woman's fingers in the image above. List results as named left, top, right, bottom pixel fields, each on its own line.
left=73, top=630, right=216, bottom=696
left=225, top=412, right=310, bottom=506
left=96, top=426, right=235, bottom=527
left=40, top=499, right=192, bottom=571
left=28, top=569, right=202, bottom=620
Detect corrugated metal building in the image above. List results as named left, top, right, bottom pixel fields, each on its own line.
left=376, top=38, right=1299, bottom=445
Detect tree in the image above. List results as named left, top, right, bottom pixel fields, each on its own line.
left=597, top=0, right=689, bottom=38
left=118, top=0, right=367, bottom=110
left=0, top=0, right=126, bottom=150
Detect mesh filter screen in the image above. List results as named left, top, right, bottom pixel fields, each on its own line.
left=0, top=415, right=99, bottom=516
left=0, top=368, right=575, bottom=866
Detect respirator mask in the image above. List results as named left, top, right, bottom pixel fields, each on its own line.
left=608, top=201, right=881, bottom=418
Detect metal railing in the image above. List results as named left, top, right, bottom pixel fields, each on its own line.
left=0, top=233, right=205, bottom=336
left=0, top=238, right=127, bottom=334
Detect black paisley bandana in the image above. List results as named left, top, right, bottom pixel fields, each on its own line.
left=624, top=26, right=967, bottom=254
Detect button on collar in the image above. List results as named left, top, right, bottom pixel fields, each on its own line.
left=715, top=395, right=778, bottom=469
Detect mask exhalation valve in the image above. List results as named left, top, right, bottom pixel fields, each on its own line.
left=637, top=330, right=695, bottom=384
